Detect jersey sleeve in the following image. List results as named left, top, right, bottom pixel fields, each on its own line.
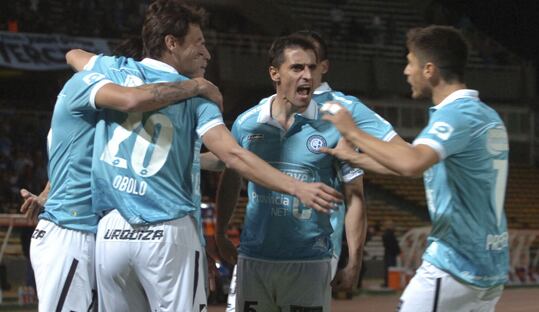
left=62, top=71, right=112, bottom=113
left=84, top=55, right=128, bottom=73
left=347, top=98, right=396, bottom=142
left=193, top=98, right=224, bottom=137
left=230, top=118, right=244, bottom=146
left=413, top=107, right=471, bottom=159
left=337, top=159, right=364, bottom=183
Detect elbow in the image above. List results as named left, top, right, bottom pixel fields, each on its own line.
left=219, top=146, right=244, bottom=170
left=119, top=92, right=143, bottom=113
left=65, top=49, right=83, bottom=67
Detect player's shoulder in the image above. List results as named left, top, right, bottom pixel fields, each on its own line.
left=235, top=97, right=268, bottom=127
left=320, top=90, right=366, bottom=109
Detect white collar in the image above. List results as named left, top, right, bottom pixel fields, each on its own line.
left=140, top=58, right=179, bottom=74
left=313, top=82, right=332, bottom=95
left=433, top=89, right=479, bottom=110
left=257, top=95, right=319, bottom=126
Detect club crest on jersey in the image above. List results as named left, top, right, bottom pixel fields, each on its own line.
left=247, top=134, right=264, bottom=142
left=306, top=135, right=327, bottom=154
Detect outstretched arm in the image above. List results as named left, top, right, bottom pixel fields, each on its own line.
left=332, top=176, right=367, bottom=292
left=202, top=125, right=342, bottom=213
left=20, top=181, right=50, bottom=223
left=321, top=138, right=400, bottom=175
left=322, top=102, right=439, bottom=177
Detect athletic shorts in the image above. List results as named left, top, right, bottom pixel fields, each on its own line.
left=30, top=219, right=96, bottom=312
left=236, top=255, right=332, bottom=312
left=226, top=265, right=238, bottom=312
left=96, top=209, right=207, bottom=312
left=398, top=261, right=503, bottom=312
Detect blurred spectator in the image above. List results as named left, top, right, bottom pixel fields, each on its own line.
left=368, top=15, right=384, bottom=45
left=382, top=219, right=400, bottom=287
left=329, top=5, right=345, bottom=40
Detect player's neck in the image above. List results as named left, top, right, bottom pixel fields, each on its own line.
left=271, top=95, right=305, bottom=130
left=431, top=81, right=467, bottom=105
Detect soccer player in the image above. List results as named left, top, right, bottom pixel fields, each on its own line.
left=28, top=68, right=225, bottom=312
left=321, top=25, right=509, bottom=311
left=213, top=34, right=366, bottom=312
left=219, top=30, right=402, bottom=311
left=68, top=1, right=342, bottom=311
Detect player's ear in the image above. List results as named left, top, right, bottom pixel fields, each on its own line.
left=269, top=66, right=280, bottom=83
left=320, top=60, right=329, bottom=75
left=164, top=34, right=177, bottom=52
left=423, top=62, right=434, bottom=79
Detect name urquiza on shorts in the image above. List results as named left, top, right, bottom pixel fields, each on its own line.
left=103, top=229, right=164, bottom=241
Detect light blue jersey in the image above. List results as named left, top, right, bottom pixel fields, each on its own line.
left=314, top=82, right=396, bottom=258
left=233, top=93, right=373, bottom=260
left=42, top=70, right=112, bottom=233
left=86, top=56, right=223, bottom=229
left=413, top=89, right=509, bottom=288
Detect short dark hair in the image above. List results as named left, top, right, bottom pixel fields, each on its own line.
left=142, top=0, right=207, bottom=59
left=293, top=30, right=328, bottom=61
left=406, top=25, right=468, bottom=82
left=268, top=35, right=318, bottom=68
left=112, top=37, right=143, bottom=60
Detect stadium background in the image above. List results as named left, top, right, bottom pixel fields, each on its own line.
left=0, top=0, right=538, bottom=311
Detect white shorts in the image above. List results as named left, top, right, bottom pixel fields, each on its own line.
left=330, top=254, right=339, bottom=279
left=398, top=261, right=503, bottom=312
left=226, top=265, right=237, bottom=312
left=236, top=256, right=332, bottom=312
left=96, top=209, right=207, bottom=312
left=30, top=219, right=96, bottom=312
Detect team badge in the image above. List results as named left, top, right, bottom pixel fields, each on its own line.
left=306, top=135, right=327, bottom=154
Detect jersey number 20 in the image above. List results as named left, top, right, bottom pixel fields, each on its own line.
left=100, top=113, right=173, bottom=177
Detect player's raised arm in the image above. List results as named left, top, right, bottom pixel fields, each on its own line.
left=321, top=138, right=401, bottom=176
left=202, top=125, right=342, bottom=213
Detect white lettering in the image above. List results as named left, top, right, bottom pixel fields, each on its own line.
left=111, top=175, right=147, bottom=196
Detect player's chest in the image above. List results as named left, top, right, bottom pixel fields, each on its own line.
left=241, top=123, right=340, bottom=167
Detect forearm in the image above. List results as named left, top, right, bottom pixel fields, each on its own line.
left=344, top=129, right=424, bottom=176
left=38, top=181, right=51, bottom=205
left=215, top=169, right=242, bottom=236
left=200, top=152, right=225, bottom=172
left=223, top=147, right=303, bottom=196
left=344, top=184, right=367, bottom=268
left=349, top=154, right=399, bottom=175
left=96, top=79, right=200, bottom=112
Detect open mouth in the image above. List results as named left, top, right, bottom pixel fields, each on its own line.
left=296, top=85, right=311, bottom=96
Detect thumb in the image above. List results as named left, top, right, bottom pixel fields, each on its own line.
left=20, top=188, right=29, bottom=197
